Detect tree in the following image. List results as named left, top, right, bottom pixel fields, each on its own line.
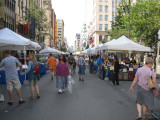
left=109, top=0, right=160, bottom=48
left=108, top=0, right=130, bottom=39
left=130, top=0, right=160, bottom=47
left=60, top=47, right=67, bottom=52
left=25, top=0, right=49, bottom=41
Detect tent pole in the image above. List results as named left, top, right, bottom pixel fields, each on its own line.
left=24, top=46, right=26, bottom=81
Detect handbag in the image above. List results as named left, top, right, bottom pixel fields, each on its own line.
left=148, top=70, right=155, bottom=90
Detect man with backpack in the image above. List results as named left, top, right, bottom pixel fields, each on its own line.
left=0, top=50, right=25, bottom=105
left=68, top=53, right=74, bottom=74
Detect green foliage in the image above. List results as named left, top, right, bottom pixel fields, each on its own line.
left=60, top=47, right=67, bottom=52
left=108, top=0, right=160, bottom=47
left=25, top=0, right=49, bottom=39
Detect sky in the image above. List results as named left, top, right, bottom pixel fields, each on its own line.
left=52, top=0, right=86, bottom=47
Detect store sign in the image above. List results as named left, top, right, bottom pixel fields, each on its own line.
left=54, top=22, right=57, bottom=44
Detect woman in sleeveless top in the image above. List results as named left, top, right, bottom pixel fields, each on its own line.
left=22, top=53, right=40, bottom=99
left=129, top=57, right=158, bottom=120
left=55, top=55, right=69, bottom=94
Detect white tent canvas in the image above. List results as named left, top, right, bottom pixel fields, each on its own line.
left=100, top=36, right=150, bottom=52
left=39, top=47, right=59, bottom=54
left=0, top=28, right=40, bottom=50
left=87, top=46, right=97, bottom=54
left=80, top=50, right=88, bottom=55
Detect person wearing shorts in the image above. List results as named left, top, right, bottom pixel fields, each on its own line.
left=48, top=54, right=56, bottom=80
left=0, top=50, right=25, bottom=105
left=78, top=55, right=85, bottom=81
left=129, top=57, right=159, bottom=120
left=22, top=53, right=40, bottom=99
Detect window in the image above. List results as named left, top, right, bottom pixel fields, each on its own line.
left=112, top=6, right=115, bottom=12
left=105, top=0, right=108, bottom=2
left=99, top=5, right=103, bottom=12
left=105, top=24, right=108, bottom=31
left=99, top=24, right=103, bottom=31
left=112, top=0, right=115, bottom=2
left=105, top=6, right=108, bottom=12
left=99, top=0, right=102, bottom=1
left=99, top=36, right=102, bottom=43
left=99, top=15, right=103, bottom=21
left=105, top=15, right=108, bottom=21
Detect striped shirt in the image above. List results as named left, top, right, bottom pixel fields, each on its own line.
left=0, top=56, right=22, bottom=80
left=78, top=57, right=85, bottom=66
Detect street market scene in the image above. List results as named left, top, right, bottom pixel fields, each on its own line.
left=0, top=0, right=160, bottom=120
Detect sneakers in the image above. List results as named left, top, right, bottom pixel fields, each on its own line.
left=58, top=89, right=62, bottom=94
left=8, top=101, right=13, bottom=105
left=19, top=100, right=26, bottom=104
left=136, top=116, right=142, bottom=120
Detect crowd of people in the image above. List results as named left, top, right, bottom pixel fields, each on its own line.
left=0, top=50, right=159, bottom=120
left=0, top=51, right=87, bottom=104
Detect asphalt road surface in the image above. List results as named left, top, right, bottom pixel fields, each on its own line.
left=0, top=69, right=159, bottom=120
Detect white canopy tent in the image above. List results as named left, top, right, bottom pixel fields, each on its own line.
left=0, top=28, right=40, bottom=50
left=31, top=41, right=41, bottom=50
left=100, top=36, right=151, bottom=52
left=95, top=43, right=103, bottom=51
left=87, top=46, right=97, bottom=54
left=39, top=47, right=60, bottom=54
left=80, top=50, right=88, bottom=55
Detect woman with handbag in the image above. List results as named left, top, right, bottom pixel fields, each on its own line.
left=22, top=53, right=40, bottom=99
left=55, top=55, right=69, bottom=94
left=129, top=57, right=159, bottom=120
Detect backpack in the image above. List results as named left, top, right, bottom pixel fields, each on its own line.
left=32, top=62, right=40, bottom=75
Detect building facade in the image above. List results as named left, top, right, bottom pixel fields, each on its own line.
left=0, top=0, right=16, bottom=31
left=74, top=33, right=80, bottom=51
left=43, top=0, right=53, bottom=47
left=56, top=19, right=64, bottom=50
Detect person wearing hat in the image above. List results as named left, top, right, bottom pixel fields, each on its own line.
left=78, top=54, right=85, bottom=81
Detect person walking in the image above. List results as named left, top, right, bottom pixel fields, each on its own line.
left=0, top=50, right=25, bottom=105
left=73, top=59, right=77, bottom=73
left=112, top=57, right=120, bottom=86
left=68, top=53, right=74, bottom=74
left=22, top=53, right=40, bottom=99
left=78, top=55, right=85, bottom=81
left=48, top=54, right=57, bottom=80
left=129, top=57, right=159, bottom=120
left=55, top=55, right=69, bottom=94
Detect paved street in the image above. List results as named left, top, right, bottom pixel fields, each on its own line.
left=0, top=69, right=160, bottom=120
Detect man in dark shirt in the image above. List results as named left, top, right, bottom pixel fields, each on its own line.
left=113, top=57, right=120, bottom=85
left=130, top=57, right=136, bottom=65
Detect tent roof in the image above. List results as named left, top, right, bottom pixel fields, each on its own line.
left=101, top=36, right=151, bottom=52
left=0, top=28, right=40, bottom=50
left=39, top=47, right=60, bottom=54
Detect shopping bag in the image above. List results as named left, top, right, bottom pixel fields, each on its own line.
left=67, top=75, right=75, bottom=94
left=148, top=71, right=155, bottom=90
left=0, top=94, right=4, bottom=102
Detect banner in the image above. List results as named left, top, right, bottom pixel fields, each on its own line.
left=23, top=24, right=29, bottom=35
left=54, top=22, right=57, bottom=44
